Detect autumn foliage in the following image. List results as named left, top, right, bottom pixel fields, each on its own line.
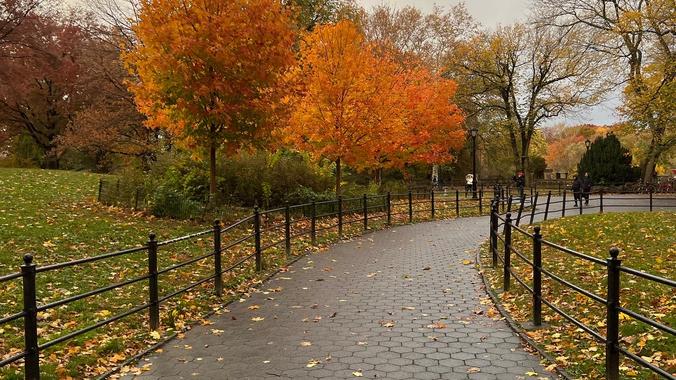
left=125, top=0, right=296, bottom=193
left=279, top=21, right=465, bottom=194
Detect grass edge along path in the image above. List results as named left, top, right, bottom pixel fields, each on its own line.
left=480, top=211, right=675, bottom=379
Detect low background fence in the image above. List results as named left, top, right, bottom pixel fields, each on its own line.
left=487, top=192, right=676, bottom=379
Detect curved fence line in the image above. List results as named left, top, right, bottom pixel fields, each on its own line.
left=2, top=188, right=496, bottom=378
left=487, top=192, right=676, bottom=380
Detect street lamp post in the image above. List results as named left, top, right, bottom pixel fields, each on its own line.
left=470, top=128, right=478, bottom=199
left=585, top=139, right=591, bottom=151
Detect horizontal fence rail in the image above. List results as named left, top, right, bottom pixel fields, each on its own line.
left=2, top=189, right=497, bottom=379
left=488, top=192, right=676, bottom=380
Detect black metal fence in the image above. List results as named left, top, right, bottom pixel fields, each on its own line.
left=488, top=192, right=676, bottom=379
left=1, top=189, right=497, bottom=379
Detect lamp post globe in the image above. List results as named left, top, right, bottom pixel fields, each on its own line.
left=585, top=139, right=591, bottom=151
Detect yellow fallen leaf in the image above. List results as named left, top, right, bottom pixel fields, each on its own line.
left=525, top=371, right=538, bottom=376
left=306, top=359, right=320, bottom=368
left=251, top=317, right=265, bottom=322
left=462, top=259, right=472, bottom=265
left=352, top=370, right=363, bottom=377
left=150, top=331, right=161, bottom=340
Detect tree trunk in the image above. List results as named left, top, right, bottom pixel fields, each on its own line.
left=335, top=157, right=341, bottom=196
left=209, top=141, right=217, bottom=195
left=642, top=153, right=657, bottom=184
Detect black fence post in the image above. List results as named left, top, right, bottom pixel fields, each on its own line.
left=147, top=233, right=159, bottom=331
left=213, top=220, right=222, bottom=297
left=97, top=178, right=103, bottom=202
left=363, top=194, right=368, bottom=230
left=285, top=202, right=291, bottom=257
left=507, top=195, right=513, bottom=213
left=600, top=191, right=604, bottom=214
left=254, top=207, right=262, bottom=271
left=455, top=190, right=460, bottom=217
left=562, top=190, right=567, bottom=217
left=544, top=191, right=551, bottom=221
left=22, top=254, right=40, bottom=380
left=386, top=192, right=391, bottom=226
left=558, top=181, right=561, bottom=196
left=649, top=189, right=653, bottom=212
left=491, top=201, right=498, bottom=268
left=430, top=190, right=435, bottom=219
left=338, top=196, right=343, bottom=236
left=479, top=190, right=483, bottom=215
left=408, top=191, right=413, bottom=223
left=310, top=201, right=317, bottom=245
left=532, top=226, right=542, bottom=326
left=579, top=195, right=583, bottom=215
left=606, top=247, right=621, bottom=380
left=516, top=196, right=525, bottom=226
left=529, top=192, right=539, bottom=224
left=503, top=213, right=512, bottom=291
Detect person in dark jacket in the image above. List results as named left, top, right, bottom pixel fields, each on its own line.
left=582, top=172, right=592, bottom=205
left=572, top=175, right=582, bottom=207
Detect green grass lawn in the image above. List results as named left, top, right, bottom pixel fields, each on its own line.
left=0, top=168, right=490, bottom=378
left=481, top=212, right=676, bottom=379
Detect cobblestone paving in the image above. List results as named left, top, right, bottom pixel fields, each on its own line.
left=123, top=216, right=556, bottom=380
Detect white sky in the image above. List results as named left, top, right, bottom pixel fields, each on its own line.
left=356, top=0, right=622, bottom=126
left=357, top=0, right=531, bottom=27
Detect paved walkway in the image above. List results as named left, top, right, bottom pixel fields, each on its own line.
left=123, top=216, right=556, bottom=380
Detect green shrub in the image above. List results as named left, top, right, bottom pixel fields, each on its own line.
left=150, top=184, right=204, bottom=219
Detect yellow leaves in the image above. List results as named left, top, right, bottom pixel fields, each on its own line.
left=251, top=317, right=265, bottom=322
left=247, top=305, right=260, bottom=310
left=300, top=341, right=312, bottom=347
left=352, top=370, right=363, bottom=377
left=380, top=320, right=395, bottom=328
left=306, top=359, right=320, bottom=368
left=150, top=331, right=161, bottom=340
left=426, top=321, right=447, bottom=329
left=462, top=259, right=472, bottom=265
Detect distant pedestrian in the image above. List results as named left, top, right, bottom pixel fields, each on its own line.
left=513, top=172, right=525, bottom=198
left=572, top=175, right=582, bottom=207
left=582, top=172, right=592, bottom=205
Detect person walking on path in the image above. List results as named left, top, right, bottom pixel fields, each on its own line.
left=572, top=175, right=582, bottom=207
left=582, top=172, right=593, bottom=205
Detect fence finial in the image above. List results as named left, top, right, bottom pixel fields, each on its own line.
left=609, top=247, right=620, bottom=259
left=23, top=253, right=33, bottom=265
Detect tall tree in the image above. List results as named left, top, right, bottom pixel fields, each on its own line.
left=279, top=20, right=465, bottom=194
left=535, top=0, right=675, bottom=184
left=283, top=0, right=359, bottom=31
left=279, top=20, right=401, bottom=195
left=0, top=11, right=88, bottom=168
left=578, top=133, right=639, bottom=184
left=125, top=0, right=296, bottom=194
left=448, top=23, right=613, bottom=184
left=363, top=4, right=477, bottom=70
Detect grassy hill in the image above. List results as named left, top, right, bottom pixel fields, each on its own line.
left=0, top=168, right=204, bottom=274
left=0, top=169, right=218, bottom=379
left=482, top=212, right=675, bottom=379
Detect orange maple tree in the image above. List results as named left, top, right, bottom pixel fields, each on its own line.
left=124, top=0, right=296, bottom=194
left=279, top=20, right=465, bottom=194
left=389, top=66, right=465, bottom=168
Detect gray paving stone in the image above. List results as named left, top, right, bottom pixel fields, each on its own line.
left=121, top=217, right=558, bottom=379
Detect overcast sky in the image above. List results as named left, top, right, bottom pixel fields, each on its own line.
left=355, top=0, right=622, bottom=126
